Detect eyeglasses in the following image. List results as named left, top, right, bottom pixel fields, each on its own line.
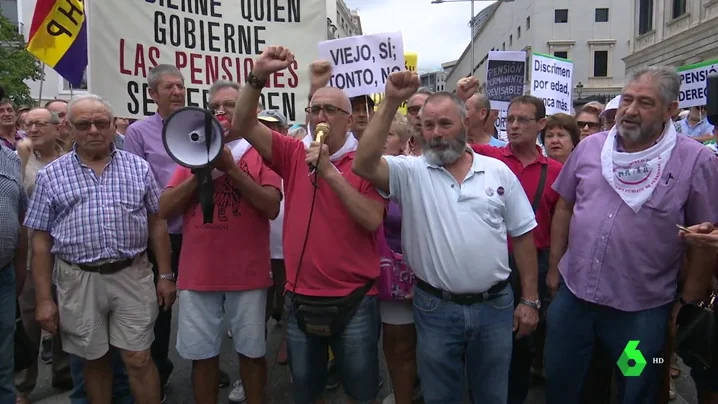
left=72, top=120, right=112, bottom=131
left=25, top=121, right=56, bottom=128
left=305, top=104, right=350, bottom=116
left=407, top=106, right=421, bottom=115
left=506, top=116, right=537, bottom=125
left=577, top=121, right=601, bottom=129
left=209, top=101, right=236, bottom=114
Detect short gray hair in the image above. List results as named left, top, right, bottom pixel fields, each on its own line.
left=148, top=64, right=184, bottom=90
left=416, top=87, right=434, bottom=96
left=624, top=66, right=681, bottom=107
left=209, top=80, right=241, bottom=98
left=66, top=94, right=114, bottom=122
left=27, top=107, right=61, bottom=124
left=420, top=92, right=468, bottom=121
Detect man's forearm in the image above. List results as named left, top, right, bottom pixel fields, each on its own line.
left=354, top=97, right=402, bottom=174
left=548, top=209, right=571, bottom=270
left=32, top=251, right=54, bottom=303
left=682, top=245, right=717, bottom=302
left=226, top=167, right=280, bottom=219
left=513, top=232, right=539, bottom=300
left=324, top=171, right=383, bottom=232
left=159, top=176, right=198, bottom=219
left=149, top=218, right=172, bottom=275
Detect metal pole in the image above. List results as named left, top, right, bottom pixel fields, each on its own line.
left=470, top=0, right=475, bottom=76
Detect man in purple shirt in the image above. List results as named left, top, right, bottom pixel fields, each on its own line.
left=544, top=66, right=718, bottom=403
left=123, top=64, right=192, bottom=399
left=0, top=99, right=25, bottom=150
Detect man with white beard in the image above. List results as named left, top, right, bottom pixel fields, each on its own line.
left=353, top=71, right=540, bottom=404
left=544, top=66, right=718, bottom=403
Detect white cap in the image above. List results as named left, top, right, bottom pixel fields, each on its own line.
left=600, top=95, right=621, bottom=117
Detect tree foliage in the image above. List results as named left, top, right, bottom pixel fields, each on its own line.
left=0, top=12, right=44, bottom=107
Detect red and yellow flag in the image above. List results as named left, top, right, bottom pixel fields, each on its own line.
left=26, top=0, right=88, bottom=87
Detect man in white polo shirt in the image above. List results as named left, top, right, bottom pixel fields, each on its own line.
left=353, top=71, right=540, bottom=403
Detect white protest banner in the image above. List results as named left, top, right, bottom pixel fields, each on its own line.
left=87, top=0, right=325, bottom=122
left=485, top=51, right=526, bottom=110
left=531, top=53, right=573, bottom=115
left=318, top=32, right=405, bottom=99
left=677, top=59, right=718, bottom=109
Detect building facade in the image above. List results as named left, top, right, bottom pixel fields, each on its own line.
left=623, top=0, right=718, bottom=71
left=15, top=0, right=360, bottom=105
left=444, top=0, right=632, bottom=104
left=326, top=0, right=363, bottom=39
left=420, top=71, right=447, bottom=92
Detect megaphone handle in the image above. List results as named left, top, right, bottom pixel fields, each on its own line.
left=196, top=169, right=215, bottom=224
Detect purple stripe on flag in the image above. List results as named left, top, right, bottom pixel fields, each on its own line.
left=54, top=20, right=88, bottom=87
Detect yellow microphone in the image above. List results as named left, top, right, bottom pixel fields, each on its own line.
left=314, top=122, right=330, bottom=144
left=309, top=122, right=330, bottom=174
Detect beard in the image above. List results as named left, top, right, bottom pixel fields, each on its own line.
left=419, top=128, right=467, bottom=166
left=616, top=114, right=664, bottom=143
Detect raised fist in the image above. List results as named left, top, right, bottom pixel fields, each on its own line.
left=310, top=60, right=333, bottom=89
left=456, top=76, right=480, bottom=101
left=385, top=71, right=420, bottom=102
left=253, top=46, right=295, bottom=79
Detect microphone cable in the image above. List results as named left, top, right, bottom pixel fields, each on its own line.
left=266, top=135, right=322, bottom=386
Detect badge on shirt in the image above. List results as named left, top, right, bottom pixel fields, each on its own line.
left=486, top=187, right=494, bottom=196
left=497, top=186, right=505, bottom=196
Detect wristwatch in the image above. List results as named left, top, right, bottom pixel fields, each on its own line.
left=159, top=273, right=176, bottom=282
left=519, top=298, right=541, bottom=310
left=246, top=71, right=266, bottom=90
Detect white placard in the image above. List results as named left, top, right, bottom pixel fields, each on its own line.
left=318, top=32, right=405, bottom=98
left=485, top=51, right=526, bottom=110
left=677, top=59, right=718, bottom=109
left=87, top=0, right=325, bottom=122
left=531, top=53, right=573, bottom=115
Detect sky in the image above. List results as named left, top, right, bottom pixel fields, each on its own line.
left=344, top=0, right=495, bottom=72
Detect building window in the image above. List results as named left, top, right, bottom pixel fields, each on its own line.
left=509, top=35, right=513, bottom=46
left=526, top=16, right=530, bottom=29
left=595, top=8, right=609, bottom=22
left=517, top=26, right=521, bottom=38
left=60, top=70, right=89, bottom=93
left=638, top=0, right=654, bottom=35
left=672, top=0, right=686, bottom=19
left=554, top=51, right=568, bottom=59
left=554, top=9, right=568, bottom=23
left=502, top=42, right=506, bottom=51
left=593, top=51, right=608, bottom=77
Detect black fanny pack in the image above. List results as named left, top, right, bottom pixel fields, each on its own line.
left=292, top=280, right=374, bottom=337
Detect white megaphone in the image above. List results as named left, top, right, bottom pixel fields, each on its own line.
left=162, top=106, right=224, bottom=224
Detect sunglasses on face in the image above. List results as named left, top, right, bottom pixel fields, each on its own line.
left=407, top=106, right=421, bottom=115
left=577, top=121, right=601, bottom=129
left=72, top=120, right=112, bottom=131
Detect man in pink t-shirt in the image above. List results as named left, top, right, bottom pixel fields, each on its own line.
left=232, top=46, right=387, bottom=404
left=158, top=81, right=282, bottom=404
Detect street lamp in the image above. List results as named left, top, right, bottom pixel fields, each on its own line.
left=432, top=0, right=514, bottom=77
left=575, top=82, right=584, bottom=99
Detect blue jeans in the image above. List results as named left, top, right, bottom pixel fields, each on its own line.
left=69, top=349, right=133, bottom=404
left=0, top=264, right=16, bottom=403
left=284, top=293, right=380, bottom=404
left=544, top=285, right=671, bottom=404
left=413, top=283, right=514, bottom=404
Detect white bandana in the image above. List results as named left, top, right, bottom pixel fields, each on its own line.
left=211, top=139, right=251, bottom=180
left=600, top=122, right=676, bottom=213
left=301, top=131, right=358, bottom=162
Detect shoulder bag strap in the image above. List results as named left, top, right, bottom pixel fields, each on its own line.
left=531, top=163, right=548, bottom=213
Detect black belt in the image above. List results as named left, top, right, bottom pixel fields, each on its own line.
left=74, top=252, right=144, bottom=275
left=416, top=278, right=509, bottom=306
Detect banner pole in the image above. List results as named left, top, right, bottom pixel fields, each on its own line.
left=37, top=62, right=46, bottom=106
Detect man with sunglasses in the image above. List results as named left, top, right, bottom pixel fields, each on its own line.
left=349, top=95, right=375, bottom=140
left=406, top=88, right=433, bottom=155
left=25, top=94, right=176, bottom=403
